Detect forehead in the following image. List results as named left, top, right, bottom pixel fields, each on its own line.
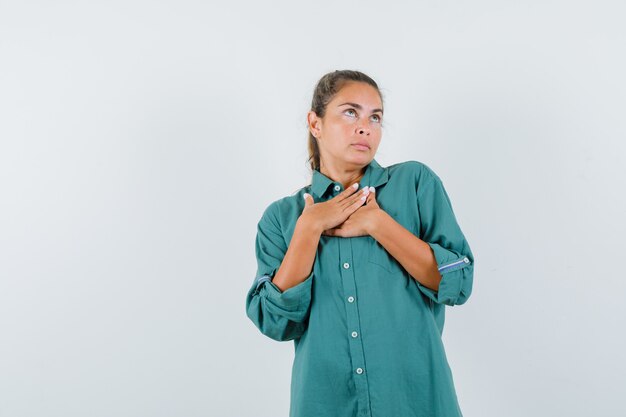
left=332, top=81, right=382, bottom=107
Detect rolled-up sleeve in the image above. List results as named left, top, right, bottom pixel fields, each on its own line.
left=245, top=202, right=314, bottom=341
left=416, top=165, right=474, bottom=306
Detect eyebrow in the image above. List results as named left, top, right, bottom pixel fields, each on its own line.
left=337, top=102, right=384, bottom=115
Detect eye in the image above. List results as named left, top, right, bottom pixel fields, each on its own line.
left=344, top=108, right=357, bottom=117
left=371, top=114, right=382, bottom=123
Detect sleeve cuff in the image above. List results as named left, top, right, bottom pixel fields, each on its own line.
left=429, top=242, right=471, bottom=274
left=417, top=242, right=472, bottom=306
left=255, top=270, right=314, bottom=311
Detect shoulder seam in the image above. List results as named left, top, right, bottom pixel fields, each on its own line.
left=415, top=163, right=440, bottom=200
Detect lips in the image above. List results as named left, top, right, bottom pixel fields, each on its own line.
left=351, top=142, right=370, bottom=150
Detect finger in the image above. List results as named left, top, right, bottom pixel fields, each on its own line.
left=365, top=191, right=374, bottom=204
left=357, top=186, right=371, bottom=202
left=335, top=182, right=360, bottom=201
left=341, top=186, right=369, bottom=209
left=327, top=226, right=345, bottom=237
left=347, top=191, right=368, bottom=212
left=303, top=193, right=314, bottom=207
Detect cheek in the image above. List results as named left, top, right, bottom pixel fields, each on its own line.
left=327, top=119, right=349, bottom=134
left=335, top=124, right=354, bottom=138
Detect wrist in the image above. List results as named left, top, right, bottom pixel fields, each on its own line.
left=296, top=215, right=324, bottom=236
left=368, top=208, right=390, bottom=236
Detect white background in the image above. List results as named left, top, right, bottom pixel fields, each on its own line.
left=1, top=1, right=625, bottom=416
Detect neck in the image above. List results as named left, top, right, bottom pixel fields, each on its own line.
left=320, top=159, right=367, bottom=190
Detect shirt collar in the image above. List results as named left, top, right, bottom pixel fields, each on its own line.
left=310, top=158, right=389, bottom=199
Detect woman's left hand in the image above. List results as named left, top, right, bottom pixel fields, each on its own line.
left=322, top=187, right=382, bottom=237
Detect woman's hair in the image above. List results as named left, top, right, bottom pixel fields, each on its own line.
left=307, top=70, right=384, bottom=172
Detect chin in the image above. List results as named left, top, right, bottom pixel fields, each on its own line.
left=347, top=153, right=373, bottom=165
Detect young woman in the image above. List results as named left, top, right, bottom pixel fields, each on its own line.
left=246, top=70, right=475, bottom=417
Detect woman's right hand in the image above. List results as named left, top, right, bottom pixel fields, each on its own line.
left=299, top=182, right=370, bottom=233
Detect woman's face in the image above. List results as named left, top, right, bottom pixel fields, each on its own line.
left=309, top=81, right=384, bottom=169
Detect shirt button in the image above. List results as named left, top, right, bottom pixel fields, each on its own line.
left=343, top=262, right=350, bottom=269
left=351, top=331, right=358, bottom=338
left=347, top=296, right=355, bottom=303
left=356, top=368, right=364, bottom=374
left=463, top=257, right=470, bottom=263
left=334, top=185, right=341, bottom=191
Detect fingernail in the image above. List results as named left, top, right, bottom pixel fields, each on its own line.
left=303, top=193, right=308, bottom=199
left=369, top=186, right=375, bottom=192
left=353, top=182, right=359, bottom=189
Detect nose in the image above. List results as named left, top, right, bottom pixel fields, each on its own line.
left=356, top=120, right=370, bottom=136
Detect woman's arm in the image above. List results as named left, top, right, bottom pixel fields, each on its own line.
left=271, top=217, right=322, bottom=292
left=246, top=187, right=367, bottom=341
left=273, top=185, right=369, bottom=291
left=246, top=202, right=317, bottom=342
left=368, top=211, right=442, bottom=291
left=362, top=163, right=474, bottom=307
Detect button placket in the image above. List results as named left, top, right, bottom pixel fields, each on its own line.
left=338, top=238, right=371, bottom=415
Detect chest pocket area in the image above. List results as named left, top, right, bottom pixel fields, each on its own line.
left=367, top=240, right=404, bottom=274
left=365, top=208, right=409, bottom=274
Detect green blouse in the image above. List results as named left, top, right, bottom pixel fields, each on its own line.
left=245, top=158, right=475, bottom=417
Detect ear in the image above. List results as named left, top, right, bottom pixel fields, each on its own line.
left=307, top=110, right=322, bottom=138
